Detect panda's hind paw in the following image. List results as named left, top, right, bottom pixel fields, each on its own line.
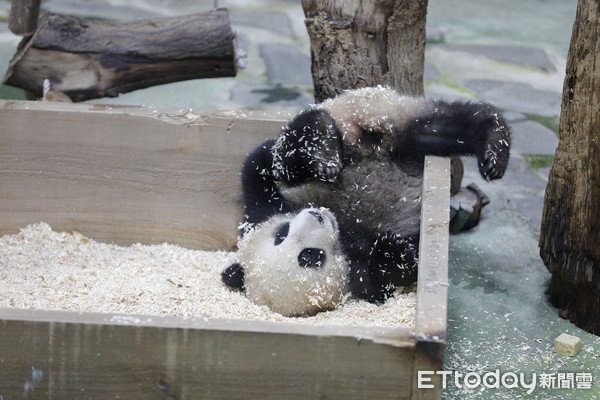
left=479, top=117, right=511, bottom=181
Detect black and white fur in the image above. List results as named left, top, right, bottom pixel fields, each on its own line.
left=222, top=86, right=511, bottom=316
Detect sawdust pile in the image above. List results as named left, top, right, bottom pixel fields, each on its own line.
left=0, top=223, right=416, bottom=328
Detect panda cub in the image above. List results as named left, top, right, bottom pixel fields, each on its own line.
left=222, top=86, right=511, bottom=317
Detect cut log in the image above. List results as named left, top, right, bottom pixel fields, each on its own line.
left=301, top=0, right=427, bottom=101
left=3, top=10, right=238, bottom=102
left=539, top=0, right=600, bottom=335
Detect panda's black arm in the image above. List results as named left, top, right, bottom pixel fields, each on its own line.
left=392, top=100, right=511, bottom=180
left=271, top=108, right=344, bottom=185
left=241, top=139, right=292, bottom=225
left=346, top=233, right=419, bottom=303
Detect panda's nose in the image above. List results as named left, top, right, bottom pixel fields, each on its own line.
left=308, top=210, right=325, bottom=225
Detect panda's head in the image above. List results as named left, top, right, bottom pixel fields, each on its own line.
left=222, top=208, right=349, bottom=317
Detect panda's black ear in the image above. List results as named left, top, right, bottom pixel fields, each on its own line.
left=222, top=263, right=245, bottom=291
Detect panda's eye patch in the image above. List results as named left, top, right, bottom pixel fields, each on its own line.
left=298, top=248, right=326, bottom=268
left=274, top=222, right=290, bottom=246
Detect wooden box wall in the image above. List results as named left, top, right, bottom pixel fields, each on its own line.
left=0, top=100, right=449, bottom=400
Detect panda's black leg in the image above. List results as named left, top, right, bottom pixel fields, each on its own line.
left=272, top=109, right=344, bottom=184
left=477, top=112, right=511, bottom=180
left=368, top=233, right=418, bottom=299
left=222, top=263, right=245, bottom=291
left=347, top=234, right=418, bottom=303
left=349, top=263, right=388, bottom=304
left=395, top=100, right=511, bottom=181
left=241, top=139, right=292, bottom=226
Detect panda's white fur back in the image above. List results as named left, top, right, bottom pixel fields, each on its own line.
left=318, top=85, right=430, bottom=145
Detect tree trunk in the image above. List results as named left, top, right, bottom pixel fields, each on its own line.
left=3, top=10, right=238, bottom=102
left=8, top=0, right=41, bottom=36
left=539, top=0, right=600, bottom=335
left=301, top=0, right=427, bottom=102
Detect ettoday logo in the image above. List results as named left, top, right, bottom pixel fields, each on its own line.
left=418, top=370, right=594, bottom=394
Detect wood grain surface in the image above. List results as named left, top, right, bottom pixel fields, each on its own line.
left=0, top=100, right=449, bottom=399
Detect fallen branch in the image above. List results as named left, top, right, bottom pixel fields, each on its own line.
left=3, top=9, right=238, bottom=101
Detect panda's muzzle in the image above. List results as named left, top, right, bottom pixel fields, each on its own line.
left=298, top=247, right=326, bottom=268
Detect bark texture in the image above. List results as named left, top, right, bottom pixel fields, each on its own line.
left=3, top=10, right=237, bottom=101
left=301, top=0, right=427, bottom=101
left=539, top=0, right=600, bottom=335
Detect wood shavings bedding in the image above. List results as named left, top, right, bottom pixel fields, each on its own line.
left=0, top=223, right=416, bottom=328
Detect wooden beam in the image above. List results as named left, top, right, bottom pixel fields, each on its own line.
left=3, top=10, right=238, bottom=101
left=0, top=308, right=415, bottom=400
left=412, top=156, right=450, bottom=400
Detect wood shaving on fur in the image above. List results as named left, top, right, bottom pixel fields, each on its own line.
left=0, top=223, right=416, bottom=328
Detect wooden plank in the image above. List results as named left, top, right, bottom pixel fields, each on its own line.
left=0, top=100, right=289, bottom=250
left=0, top=101, right=450, bottom=400
left=0, top=308, right=415, bottom=400
left=412, top=156, right=450, bottom=400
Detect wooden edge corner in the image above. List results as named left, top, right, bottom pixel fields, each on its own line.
left=0, top=306, right=415, bottom=343
left=411, top=156, right=450, bottom=399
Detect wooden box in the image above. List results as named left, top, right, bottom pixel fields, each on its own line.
left=0, top=100, right=449, bottom=400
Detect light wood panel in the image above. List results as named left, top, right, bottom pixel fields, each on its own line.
left=0, top=100, right=449, bottom=399
left=0, top=308, right=415, bottom=400
left=0, top=100, right=289, bottom=250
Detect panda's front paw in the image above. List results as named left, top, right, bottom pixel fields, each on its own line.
left=305, top=127, right=344, bottom=182
left=479, top=115, right=511, bottom=181
left=314, top=158, right=344, bottom=182
left=272, top=108, right=344, bottom=184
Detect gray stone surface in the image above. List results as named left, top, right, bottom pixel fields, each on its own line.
left=426, top=0, right=576, bottom=57
left=459, top=155, right=548, bottom=244
left=538, top=166, right=552, bottom=180
left=259, top=43, right=313, bottom=87
left=449, top=44, right=556, bottom=72
left=511, top=119, right=559, bottom=156
left=0, top=22, right=21, bottom=83
left=230, top=11, right=296, bottom=37
left=229, top=83, right=313, bottom=110
left=424, top=61, right=440, bottom=81
left=86, top=78, right=235, bottom=109
left=503, top=111, right=530, bottom=124
left=0, top=1, right=10, bottom=19
left=41, top=0, right=162, bottom=19
left=464, top=80, right=562, bottom=117
left=425, top=23, right=446, bottom=43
